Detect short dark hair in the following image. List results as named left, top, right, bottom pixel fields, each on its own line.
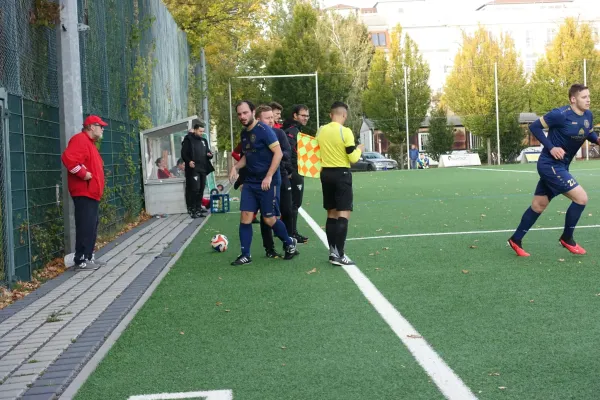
left=235, top=100, right=256, bottom=113
left=569, top=84, right=588, bottom=100
left=193, top=122, right=205, bottom=130
left=269, top=101, right=283, bottom=111
left=177, top=158, right=184, bottom=165
left=291, top=104, right=308, bottom=118
left=155, top=157, right=163, bottom=167
left=330, top=101, right=348, bottom=111
left=255, top=105, right=272, bottom=119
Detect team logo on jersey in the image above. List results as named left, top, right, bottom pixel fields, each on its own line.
left=250, top=134, right=256, bottom=143
left=297, top=184, right=303, bottom=191
left=584, top=120, right=590, bottom=129
left=579, top=128, right=585, bottom=136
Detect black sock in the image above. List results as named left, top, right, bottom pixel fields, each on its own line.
left=326, top=218, right=338, bottom=254
left=335, top=217, right=349, bottom=257
left=509, top=236, right=522, bottom=247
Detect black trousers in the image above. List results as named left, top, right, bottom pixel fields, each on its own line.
left=73, top=196, right=100, bottom=264
left=261, top=174, right=293, bottom=250
left=290, top=171, right=305, bottom=234
left=185, top=172, right=207, bottom=212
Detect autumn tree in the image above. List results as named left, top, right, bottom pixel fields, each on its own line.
left=529, top=18, right=600, bottom=116
left=444, top=26, right=527, bottom=163
left=362, top=25, right=431, bottom=167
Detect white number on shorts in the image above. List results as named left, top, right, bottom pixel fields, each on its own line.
left=567, top=179, right=576, bottom=187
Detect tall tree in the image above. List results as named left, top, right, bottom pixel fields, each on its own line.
left=444, top=26, right=527, bottom=160
left=362, top=25, right=431, bottom=156
left=425, top=104, right=454, bottom=160
left=529, top=18, right=600, bottom=116
left=267, top=3, right=352, bottom=134
left=317, top=12, right=374, bottom=133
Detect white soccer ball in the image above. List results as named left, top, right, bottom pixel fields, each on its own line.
left=211, top=234, right=228, bottom=252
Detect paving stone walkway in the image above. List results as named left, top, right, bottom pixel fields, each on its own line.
left=0, top=212, right=207, bottom=400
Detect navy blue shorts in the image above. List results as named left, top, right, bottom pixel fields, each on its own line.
left=535, top=162, right=578, bottom=200
left=240, top=183, right=280, bottom=217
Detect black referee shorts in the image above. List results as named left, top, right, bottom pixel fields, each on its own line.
left=320, top=167, right=353, bottom=211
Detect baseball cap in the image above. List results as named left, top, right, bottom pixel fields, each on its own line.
left=83, top=115, right=108, bottom=127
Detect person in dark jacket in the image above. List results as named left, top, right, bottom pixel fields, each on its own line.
left=181, top=123, right=214, bottom=218
left=61, top=115, right=108, bottom=271
left=283, top=104, right=310, bottom=243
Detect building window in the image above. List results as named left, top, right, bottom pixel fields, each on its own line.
left=371, top=32, right=387, bottom=47
left=418, top=132, right=429, bottom=151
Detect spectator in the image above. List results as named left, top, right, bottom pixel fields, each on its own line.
left=417, top=153, right=430, bottom=169
left=409, top=144, right=419, bottom=170
left=156, top=157, right=174, bottom=179
left=181, top=122, right=214, bottom=218
left=61, top=115, right=108, bottom=271
left=170, top=158, right=185, bottom=177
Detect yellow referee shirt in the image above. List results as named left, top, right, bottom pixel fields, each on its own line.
left=316, top=122, right=362, bottom=168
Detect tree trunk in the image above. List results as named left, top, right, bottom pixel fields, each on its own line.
left=487, top=137, right=492, bottom=166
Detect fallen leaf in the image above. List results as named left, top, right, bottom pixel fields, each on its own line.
left=481, top=214, right=486, bottom=217
left=216, top=302, right=222, bottom=306
left=595, top=293, right=600, bottom=296
left=375, top=268, right=383, bottom=271
left=558, top=258, right=565, bottom=262
left=218, top=277, right=222, bottom=280
left=488, top=372, right=501, bottom=376
left=382, top=247, right=390, bottom=250
left=369, top=253, right=375, bottom=256
left=469, top=245, right=478, bottom=249
left=498, top=387, right=507, bottom=390
left=461, top=269, right=469, bottom=274
left=588, top=213, right=593, bottom=217
left=375, top=251, right=380, bottom=255
left=281, top=346, right=287, bottom=350
left=180, top=331, right=185, bottom=335
left=407, top=334, right=422, bottom=339
left=529, top=300, right=534, bottom=303
left=376, top=228, right=383, bottom=232
left=225, top=309, right=231, bottom=312
left=306, top=268, right=317, bottom=275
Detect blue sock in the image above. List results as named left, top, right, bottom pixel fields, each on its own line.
left=562, top=202, right=585, bottom=241
left=272, top=219, right=292, bottom=246
left=239, top=223, right=253, bottom=257
left=512, top=207, right=541, bottom=242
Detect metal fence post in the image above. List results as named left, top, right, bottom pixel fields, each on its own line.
left=0, top=88, right=15, bottom=284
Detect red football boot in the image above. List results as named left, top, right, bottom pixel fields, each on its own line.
left=508, top=239, right=530, bottom=257
left=559, top=239, right=586, bottom=255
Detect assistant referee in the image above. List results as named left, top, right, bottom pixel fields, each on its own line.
left=316, top=101, right=364, bottom=266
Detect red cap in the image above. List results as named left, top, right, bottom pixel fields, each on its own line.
left=83, top=115, right=108, bottom=127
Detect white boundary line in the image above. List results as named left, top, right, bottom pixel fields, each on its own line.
left=347, top=224, right=600, bottom=241
left=128, top=390, right=233, bottom=400
left=59, top=216, right=211, bottom=400
left=458, top=167, right=536, bottom=173
left=298, top=207, right=478, bottom=400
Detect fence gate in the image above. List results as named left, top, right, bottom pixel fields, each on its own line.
left=0, top=88, right=15, bottom=285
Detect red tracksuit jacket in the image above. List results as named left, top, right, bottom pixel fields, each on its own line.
left=61, top=132, right=105, bottom=201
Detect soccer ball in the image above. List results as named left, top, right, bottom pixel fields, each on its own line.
left=211, top=234, right=228, bottom=252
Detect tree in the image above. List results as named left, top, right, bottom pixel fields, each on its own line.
left=444, top=26, right=527, bottom=163
left=362, top=25, right=431, bottom=167
left=425, top=104, right=454, bottom=160
left=529, top=18, right=600, bottom=116
left=267, top=3, right=351, bottom=133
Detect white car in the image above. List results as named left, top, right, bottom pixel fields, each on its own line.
left=352, top=152, right=398, bottom=171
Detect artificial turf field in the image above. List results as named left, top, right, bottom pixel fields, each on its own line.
left=75, top=162, right=600, bottom=400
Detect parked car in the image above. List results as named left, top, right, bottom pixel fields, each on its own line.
left=351, top=152, right=398, bottom=171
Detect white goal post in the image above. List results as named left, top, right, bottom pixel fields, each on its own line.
left=228, top=73, right=320, bottom=152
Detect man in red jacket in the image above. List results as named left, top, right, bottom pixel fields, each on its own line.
left=61, top=115, right=107, bottom=270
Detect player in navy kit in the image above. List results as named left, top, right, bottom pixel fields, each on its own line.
left=509, top=84, right=598, bottom=257
left=229, top=100, right=299, bottom=266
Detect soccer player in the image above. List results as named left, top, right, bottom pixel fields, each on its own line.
left=283, top=105, right=310, bottom=244
left=270, top=101, right=284, bottom=129
left=229, top=100, right=298, bottom=265
left=316, top=101, right=364, bottom=266
left=508, top=84, right=598, bottom=257
left=255, top=104, right=294, bottom=258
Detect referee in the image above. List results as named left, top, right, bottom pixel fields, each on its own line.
left=316, top=102, right=364, bottom=266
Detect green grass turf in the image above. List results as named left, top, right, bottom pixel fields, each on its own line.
left=76, top=162, right=600, bottom=400
left=74, top=206, right=443, bottom=400
left=297, top=162, right=600, bottom=400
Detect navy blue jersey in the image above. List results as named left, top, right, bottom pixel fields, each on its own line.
left=241, top=121, right=281, bottom=184
left=539, top=106, right=596, bottom=166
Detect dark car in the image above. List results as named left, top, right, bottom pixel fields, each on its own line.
left=351, top=152, right=398, bottom=172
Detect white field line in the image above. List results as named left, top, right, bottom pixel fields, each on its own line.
left=347, top=224, right=600, bottom=241
left=458, top=167, right=536, bottom=173
left=298, top=207, right=478, bottom=400
left=128, top=390, right=233, bottom=400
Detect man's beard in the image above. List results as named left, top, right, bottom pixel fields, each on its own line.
left=242, top=117, right=254, bottom=127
